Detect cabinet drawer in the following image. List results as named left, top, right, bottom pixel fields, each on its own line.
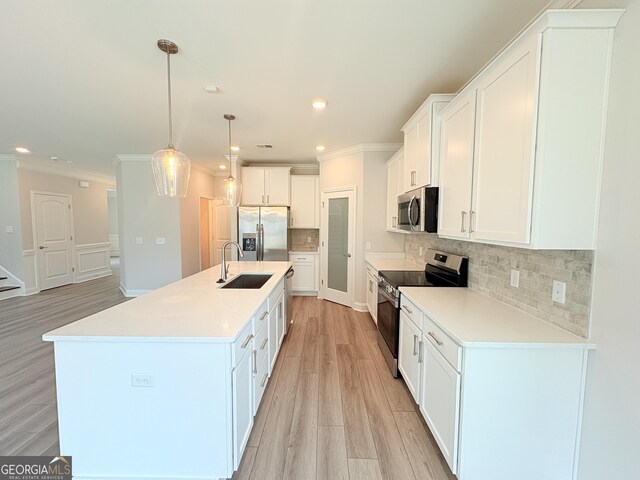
left=254, top=315, right=269, bottom=357
left=400, top=296, right=423, bottom=330
left=424, top=316, right=461, bottom=372
left=268, top=279, right=284, bottom=310
left=366, top=264, right=378, bottom=279
left=290, top=254, right=315, bottom=263
left=254, top=300, right=269, bottom=332
left=254, top=350, right=270, bottom=413
left=233, top=321, right=255, bottom=369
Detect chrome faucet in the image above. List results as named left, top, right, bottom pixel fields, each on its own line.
left=217, top=241, right=244, bottom=283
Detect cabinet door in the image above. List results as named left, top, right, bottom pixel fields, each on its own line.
left=268, top=303, right=278, bottom=373
left=403, top=125, right=418, bottom=193
left=366, top=273, right=376, bottom=320
left=438, top=90, right=476, bottom=239
left=420, top=338, right=461, bottom=474
left=415, top=110, right=432, bottom=187
left=277, top=293, right=286, bottom=347
left=386, top=157, right=399, bottom=230
left=398, top=312, right=422, bottom=404
left=290, top=176, right=317, bottom=228
left=265, top=168, right=291, bottom=206
left=471, top=34, right=539, bottom=244
left=232, top=347, right=254, bottom=469
left=291, top=260, right=315, bottom=291
left=241, top=168, right=265, bottom=205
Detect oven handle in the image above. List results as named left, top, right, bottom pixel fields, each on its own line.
left=377, top=286, right=399, bottom=308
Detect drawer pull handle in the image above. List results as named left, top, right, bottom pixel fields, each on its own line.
left=461, top=211, right=466, bottom=233
left=260, top=373, right=268, bottom=387
left=428, top=331, right=443, bottom=346
left=402, top=305, right=413, bottom=315
left=413, top=335, right=418, bottom=355
left=253, top=350, right=257, bottom=375
left=418, top=341, right=424, bottom=363
left=260, top=311, right=268, bottom=321
left=261, top=338, right=268, bottom=350
left=241, top=334, right=254, bottom=349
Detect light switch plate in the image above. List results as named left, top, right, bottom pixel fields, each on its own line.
left=366, top=242, right=371, bottom=250
left=156, top=237, right=166, bottom=245
left=510, top=269, right=520, bottom=288
left=135, top=237, right=143, bottom=245
left=552, top=280, right=566, bottom=304
left=131, top=374, right=155, bottom=387
left=4, top=225, right=14, bottom=234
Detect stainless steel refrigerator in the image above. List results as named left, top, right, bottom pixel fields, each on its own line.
left=238, top=207, right=289, bottom=261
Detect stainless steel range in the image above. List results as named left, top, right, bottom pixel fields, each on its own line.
left=376, top=249, right=468, bottom=377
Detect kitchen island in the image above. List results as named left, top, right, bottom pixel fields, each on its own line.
left=43, top=261, right=292, bottom=480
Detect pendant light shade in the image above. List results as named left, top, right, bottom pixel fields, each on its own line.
left=223, top=114, right=239, bottom=206
left=152, top=39, right=190, bottom=198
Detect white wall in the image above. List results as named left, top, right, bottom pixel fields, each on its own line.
left=576, top=1, right=640, bottom=478
left=0, top=156, right=25, bottom=280
left=116, top=157, right=182, bottom=295
left=179, top=168, right=226, bottom=278
left=319, top=146, right=403, bottom=308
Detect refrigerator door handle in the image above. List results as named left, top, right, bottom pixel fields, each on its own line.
left=260, top=224, right=265, bottom=261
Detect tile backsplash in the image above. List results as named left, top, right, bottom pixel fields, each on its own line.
left=290, top=229, right=319, bottom=252
left=405, top=235, right=593, bottom=338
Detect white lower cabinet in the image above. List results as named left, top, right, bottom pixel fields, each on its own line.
left=398, top=312, right=422, bottom=403
left=420, top=337, right=461, bottom=473
left=232, top=335, right=254, bottom=470
left=290, top=253, right=319, bottom=294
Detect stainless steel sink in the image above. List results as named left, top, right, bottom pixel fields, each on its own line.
left=220, top=274, right=273, bottom=289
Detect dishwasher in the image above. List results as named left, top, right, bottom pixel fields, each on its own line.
left=284, top=266, right=295, bottom=333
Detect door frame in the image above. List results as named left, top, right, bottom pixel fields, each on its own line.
left=319, top=186, right=356, bottom=308
left=30, top=190, right=77, bottom=290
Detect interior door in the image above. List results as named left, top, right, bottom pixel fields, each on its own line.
left=33, top=192, right=74, bottom=290
left=213, top=201, right=233, bottom=264
left=199, top=197, right=210, bottom=270
left=320, top=189, right=355, bottom=307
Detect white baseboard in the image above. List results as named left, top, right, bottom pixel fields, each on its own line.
left=292, top=291, right=318, bottom=297
left=352, top=301, right=368, bottom=312
left=119, top=282, right=151, bottom=298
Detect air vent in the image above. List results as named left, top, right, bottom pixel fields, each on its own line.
left=256, top=144, right=273, bottom=149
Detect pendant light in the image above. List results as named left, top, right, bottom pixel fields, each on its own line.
left=151, top=39, right=191, bottom=198
left=223, top=114, right=239, bottom=206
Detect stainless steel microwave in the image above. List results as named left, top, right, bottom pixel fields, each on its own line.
left=397, top=187, right=438, bottom=232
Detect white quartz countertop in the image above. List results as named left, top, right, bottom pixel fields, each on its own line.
left=43, top=261, right=292, bottom=344
left=399, top=287, right=595, bottom=349
left=366, top=257, right=423, bottom=272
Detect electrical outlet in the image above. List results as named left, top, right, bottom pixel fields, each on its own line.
left=156, top=237, right=166, bottom=245
left=5, top=225, right=14, bottom=234
left=552, top=280, right=566, bottom=304
left=307, top=236, right=312, bottom=243
left=419, top=246, right=423, bottom=256
left=510, top=269, right=520, bottom=288
left=131, top=374, right=155, bottom=387
left=366, top=242, right=371, bottom=250
left=135, top=237, right=143, bottom=245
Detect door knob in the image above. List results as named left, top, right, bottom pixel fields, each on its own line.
left=344, top=253, right=351, bottom=258
left=39, top=246, right=48, bottom=249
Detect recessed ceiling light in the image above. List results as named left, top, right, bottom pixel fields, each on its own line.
left=205, top=85, right=219, bottom=93
left=315, top=145, right=326, bottom=152
left=15, top=147, right=30, bottom=154
left=230, top=146, right=240, bottom=152
left=50, top=156, right=59, bottom=162
left=219, top=164, right=226, bottom=169
left=312, top=99, right=327, bottom=110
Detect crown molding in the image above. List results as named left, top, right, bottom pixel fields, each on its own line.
left=17, top=158, right=116, bottom=185
left=317, top=143, right=403, bottom=162
left=113, top=154, right=152, bottom=167
left=0, top=154, right=17, bottom=162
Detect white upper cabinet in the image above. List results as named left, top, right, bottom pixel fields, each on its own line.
left=438, top=90, right=476, bottom=240
left=402, top=94, right=455, bottom=193
left=437, top=9, right=623, bottom=249
left=385, top=148, right=404, bottom=232
left=241, top=167, right=291, bottom=206
left=290, top=175, right=319, bottom=228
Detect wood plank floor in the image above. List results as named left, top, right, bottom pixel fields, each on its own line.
left=234, top=297, right=456, bottom=480
left=0, top=267, right=128, bottom=456
left=0, top=273, right=455, bottom=480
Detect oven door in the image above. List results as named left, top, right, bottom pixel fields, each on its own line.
left=397, top=190, right=424, bottom=232
left=377, top=285, right=400, bottom=357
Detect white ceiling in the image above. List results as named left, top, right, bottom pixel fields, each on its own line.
left=1, top=0, right=552, bottom=177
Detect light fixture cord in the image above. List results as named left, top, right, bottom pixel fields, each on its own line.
left=167, top=50, right=174, bottom=149
left=228, top=118, right=233, bottom=178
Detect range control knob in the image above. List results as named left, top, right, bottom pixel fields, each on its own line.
left=386, top=286, right=393, bottom=294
